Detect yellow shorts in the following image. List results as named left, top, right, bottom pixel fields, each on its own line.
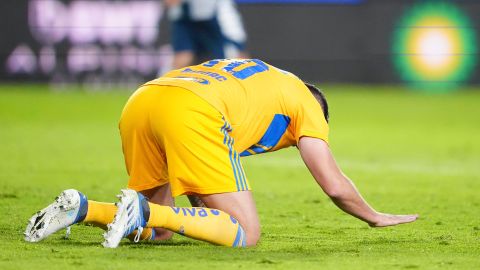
left=119, top=85, right=250, bottom=197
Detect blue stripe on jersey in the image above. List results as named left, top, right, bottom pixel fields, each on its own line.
left=232, top=151, right=240, bottom=191
left=240, top=114, right=291, bottom=156
left=227, top=133, right=240, bottom=191
left=221, top=121, right=241, bottom=191
left=235, top=152, right=248, bottom=190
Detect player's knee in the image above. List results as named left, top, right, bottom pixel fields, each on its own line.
left=246, top=230, right=260, bottom=246
left=244, top=222, right=261, bottom=246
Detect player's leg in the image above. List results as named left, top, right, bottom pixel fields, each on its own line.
left=103, top=188, right=254, bottom=248
left=137, top=184, right=175, bottom=241
left=144, top=191, right=260, bottom=246
left=217, top=0, right=249, bottom=59
left=23, top=189, right=164, bottom=242
left=171, top=19, right=196, bottom=69
left=151, top=190, right=261, bottom=245
left=145, top=190, right=260, bottom=246
left=85, top=198, right=166, bottom=242
left=104, top=86, right=255, bottom=248
left=23, top=190, right=123, bottom=242
left=196, top=18, right=226, bottom=59
left=84, top=199, right=160, bottom=241
left=198, top=190, right=260, bottom=246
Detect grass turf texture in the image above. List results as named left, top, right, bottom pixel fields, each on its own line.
left=0, top=84, right=479, bottom=269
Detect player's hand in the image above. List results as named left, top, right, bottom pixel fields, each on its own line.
left=369, top=213, right=419, bottom=227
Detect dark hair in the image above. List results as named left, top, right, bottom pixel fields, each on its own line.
left=304, top=83, right=329, bottom=123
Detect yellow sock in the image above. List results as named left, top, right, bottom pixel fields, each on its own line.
left=83, top=200, right=155, bottom=240
left=146, top=203, right=246, bottom=247
left=128, top=228, right=155, bottom=241
left=83, top=201, right=116, bottom=229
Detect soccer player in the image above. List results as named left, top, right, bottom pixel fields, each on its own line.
left=165, top=0, right=249, bottom=69
left=24, top=59, right=418, bottom=248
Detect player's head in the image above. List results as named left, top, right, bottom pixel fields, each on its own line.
left=304, top=83, right=329, bottom=123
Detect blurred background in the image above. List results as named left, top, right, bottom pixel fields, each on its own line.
left=1, top=3, right=479, bottom=266
left=1, top=0, right=479, bottom=91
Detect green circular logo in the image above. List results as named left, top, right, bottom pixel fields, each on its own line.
left=392, top=1, right=477, bottom=91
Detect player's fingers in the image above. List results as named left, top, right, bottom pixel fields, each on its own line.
left=371, top=214, right=419, bottom=227
left=394, top=214, right=419, bottom=225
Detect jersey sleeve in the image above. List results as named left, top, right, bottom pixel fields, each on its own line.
left=292, top=89, right=329, bottom=144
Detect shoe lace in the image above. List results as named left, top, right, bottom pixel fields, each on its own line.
left=133, top=226, right=143, bottom=243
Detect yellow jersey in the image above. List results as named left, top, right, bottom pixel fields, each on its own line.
left=143, top=59, right=329, bottom=156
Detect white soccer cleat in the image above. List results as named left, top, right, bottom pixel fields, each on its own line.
left=102, top=189, right=149, bottom=248
left=24, top=189, right=88, bottom=242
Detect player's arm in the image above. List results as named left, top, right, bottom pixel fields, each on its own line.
left=298, top=137, right=418, bottom=227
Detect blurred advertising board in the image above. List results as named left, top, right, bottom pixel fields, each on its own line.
left=1, top=0, right=172, bottom=86
left=1, top=0, right=479, bottom=89
left=236, top=0, right=362, bottom=3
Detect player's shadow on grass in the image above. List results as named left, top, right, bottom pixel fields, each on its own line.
left=123, top=239, right=202, bottom=248
left=47, top=238, right=202, bottom=248
left=48, top=239, right=103, bottom=247
left=37, top=237, right=119, bottom=247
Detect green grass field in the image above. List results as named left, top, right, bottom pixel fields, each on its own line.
left=0, top=84, right=479, bottom=269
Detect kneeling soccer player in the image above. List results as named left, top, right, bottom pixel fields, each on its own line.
left=24, top=59, right=418, bottom=248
